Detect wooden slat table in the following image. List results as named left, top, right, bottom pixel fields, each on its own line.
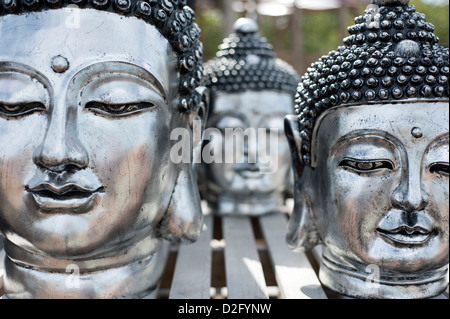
left=160, top=210, right=327, bottom=299
left=169, top=214, right=213, bottom=299
left=259, top=214, right=327, bottom=299
left=222, top=216, right=269, bottom=299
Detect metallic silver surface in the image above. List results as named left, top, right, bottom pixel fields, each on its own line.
left=201, top=90, right=294, bottom=216
left=0, top=8, right=204, bottom=299
left=287, top=102, right=449, bottom=299
left=287, top=0, right=449, bottom=299
left=201, top=18, right=298, bottom=216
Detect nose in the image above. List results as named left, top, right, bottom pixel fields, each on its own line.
left=32, top=107, right=89, bottom=173
left=243, top=134, right=258, bottom=164
left=391, top=166, right=429, bottom=212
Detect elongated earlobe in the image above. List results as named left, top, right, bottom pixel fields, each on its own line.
left=158, top=166, right=204, bottom=244
left=286, top=187, right=321, bottom=252
left=159, top=89, right=208, bottom=244
left=191, top=86, right=209, bottom=171
left=284, top=115, right=304, bottom=178
left=284, top=115, right=321, bottom=251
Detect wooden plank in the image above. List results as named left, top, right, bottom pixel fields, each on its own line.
left=259, top=214, right=328, bottom=299
left=169, top=214, right=213, bottom=299
left=222, top=216, right=268, bottom=299
left=0, top=248, right=5, bottom=297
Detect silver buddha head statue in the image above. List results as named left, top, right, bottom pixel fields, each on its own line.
left=285, top=0, right=449, bottom=299
left=201, top=18, right=299, bottom=216
left=0, top=0, right=206, bottom=298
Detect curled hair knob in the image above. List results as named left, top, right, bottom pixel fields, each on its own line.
left=372, top=0, right=409, bottom=5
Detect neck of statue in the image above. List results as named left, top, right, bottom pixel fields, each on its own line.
left=320, top=246, right=449, bottom=299
left=2, top=234, right=169, bottom=299
left=206, top=191, right=289, bottom=216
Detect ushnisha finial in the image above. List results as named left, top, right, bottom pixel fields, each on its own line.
left=395, top=39, right=421, bottom=58
left=233, top=17, right=259, bottom=34
left=372, top=0, right=409, bottom=5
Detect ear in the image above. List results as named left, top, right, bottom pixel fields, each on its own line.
left=158, top=89, right=209, bottom=244
left=286, top=185, right=321, bottom=252
left=158, top=165, right=204, bottom=244
left=284, top=115, right=304, bottom=178
left=191, top=87, right=210, bottom=197
left=190, top=86, right=209, bottom=169
left=284, top=115, right=321, bottom=251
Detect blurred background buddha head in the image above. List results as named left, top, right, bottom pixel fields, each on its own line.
left=201, top=17, right=299, bottom=216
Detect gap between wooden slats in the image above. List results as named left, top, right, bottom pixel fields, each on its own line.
left=259, top=213, right=327, bottom=299
left=222, top=216, right=269, bottom=299
left=169, top=214, right=213, bottom=299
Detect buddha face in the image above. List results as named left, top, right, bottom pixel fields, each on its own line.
left=0, top=9, right=183, bottom=257
left=204, top=90, right=293, bottom=198
left=299, top=102, right=449, bottom=273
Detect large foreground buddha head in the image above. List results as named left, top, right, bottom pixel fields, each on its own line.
left=285, top=0, right=449, bottom=299
left=0, top=0, right=206, bottom=298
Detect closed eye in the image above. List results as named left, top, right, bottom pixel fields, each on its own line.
left=85, top=101, right=156, bottom=117
left=339, top=159, right=394, bottom=173
left=0, top=102, right=46, bottom=118
left=429, top=162, right=449, bottom=177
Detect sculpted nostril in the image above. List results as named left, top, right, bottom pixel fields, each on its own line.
left=32, top=133, right=89, bottom=173
left=391, top=184, right=429, bottom=212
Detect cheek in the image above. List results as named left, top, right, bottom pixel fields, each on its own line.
left=426, top=176, right=449, bottom=238
left=329, top=170, right=395, bottom=248
left=427, top=176, right=449, bottom=210
left=0, top=118, right=45, bottom=207
left=101, top=143, right=153, bottom=210
left=79, top=117, right=170, bottom=209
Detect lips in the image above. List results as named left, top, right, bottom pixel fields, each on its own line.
left=235, top=164, right=261, bottom=178
left=377, top=226, right=434, bottom=246
left=26, top=182, right=104, bottom=213
left=376, top=209, right=437, bottom=246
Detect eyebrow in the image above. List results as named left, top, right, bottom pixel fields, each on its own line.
left=1, top=61, right=169, bottom=104
left=79, top=62, right=169, bottom=102
left=0, top=62, right=52, bottom=93
left=427, top=134, right=449, bottom=151
left=328, top=130, right=402, bottom=162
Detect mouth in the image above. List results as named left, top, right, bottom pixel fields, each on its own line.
left=377, top=226, right=435, bottom=246
left=27, top=184, right=104, bottom=213
left=235, top=164, right=262, bottom=178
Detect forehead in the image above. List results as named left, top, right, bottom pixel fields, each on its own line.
left=213, top=90, right=293, bottom=116
left=0, top=9, right=177, bottom=91
left=312, top=102, right=449, bottom=165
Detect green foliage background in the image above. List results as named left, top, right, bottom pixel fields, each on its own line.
left=196, top=0, right=449, bottom=73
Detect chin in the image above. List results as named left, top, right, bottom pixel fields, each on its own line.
left=364, top=238, right=449, bottom=273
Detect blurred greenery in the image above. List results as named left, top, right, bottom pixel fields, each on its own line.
left=414, top=1, right=449, bottom=46
left=196, top=0, right=449, bottom=70
left=196, top=8, right=225, bottom=62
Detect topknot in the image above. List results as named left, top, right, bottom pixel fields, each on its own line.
left=203, top=18, right=299, bottom=96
